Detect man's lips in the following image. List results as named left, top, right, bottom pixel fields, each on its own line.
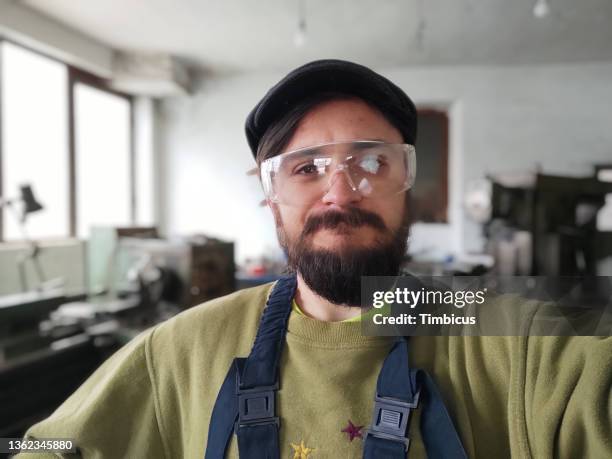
left=316, top=224, right=356, bottom=235
left=311, top=222, right=380, bottom=239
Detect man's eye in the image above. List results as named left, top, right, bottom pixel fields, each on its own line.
left=295, top=164, right=319, bottom=175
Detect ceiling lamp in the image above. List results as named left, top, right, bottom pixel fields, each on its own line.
left=533, top=0, right=551, bottom=18
left=294, top=0, right=307, bottom=47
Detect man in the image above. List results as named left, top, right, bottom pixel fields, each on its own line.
left=18, top=60, right=611, bottom=458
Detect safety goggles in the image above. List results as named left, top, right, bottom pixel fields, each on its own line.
left=260, top=141, right=416, bottom=206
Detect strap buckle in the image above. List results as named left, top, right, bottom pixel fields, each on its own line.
left=235, top=382, right=280, bottom=429
left=365, top=390, right=420, bottom=452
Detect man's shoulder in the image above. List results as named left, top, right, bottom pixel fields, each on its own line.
left=178, top=282, right=274, bottom=321
left=150, top=282, right=275, bottom=353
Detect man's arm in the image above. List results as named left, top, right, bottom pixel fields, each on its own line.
left=14, top=329, right=167, bottom=459
left=523, top=335, right=612, bottom=458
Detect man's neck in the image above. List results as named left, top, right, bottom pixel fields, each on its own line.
left=293, top=273, right=362, bottom=322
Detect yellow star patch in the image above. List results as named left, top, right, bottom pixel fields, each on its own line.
left=290, top=439, right=315, bottom=458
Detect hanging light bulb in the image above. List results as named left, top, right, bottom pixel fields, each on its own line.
left=294, top=17, right=307, bottom=47
left=415, top=0, right=426, bottom=51
left=293, top=0, right=307, bottom=47
left=533, top=0, right=550, bottom=18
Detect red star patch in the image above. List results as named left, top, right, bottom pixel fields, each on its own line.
left=341, top=419, right=364, bottom=441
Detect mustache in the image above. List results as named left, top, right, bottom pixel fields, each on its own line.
left=302, top=207, right=387, bottom=236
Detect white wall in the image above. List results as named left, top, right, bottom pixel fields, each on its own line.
left=157, top=74, right=283, bottom=263
left=158, top=62, right=612, bottom=263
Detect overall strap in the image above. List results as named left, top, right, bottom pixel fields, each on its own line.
left=363, top=338, right=467, bottom=459
left=205, top=276, right=297, bottom=459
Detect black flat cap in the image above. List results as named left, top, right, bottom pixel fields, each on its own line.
left=245, top=59, right=417, bottom=158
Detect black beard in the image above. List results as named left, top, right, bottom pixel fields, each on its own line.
left=279, top=206, right=410, bottom=306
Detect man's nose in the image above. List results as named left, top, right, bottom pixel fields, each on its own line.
left=321, top=168, right=362, bottom=206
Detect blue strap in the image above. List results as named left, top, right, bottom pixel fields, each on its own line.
left=237, top=424, right=280, bottom=459
left=204, top=361, right=239, bottom=459
left=363, top=435, right=408, bottom=458
left=419, top=371, right=467, bottom=459
left=205, top=276, right=297, bottom=459
left=363, top=338, right=467, bottom=459
left=240, top=276, right=297, bottom=388
left=376, top=337, right=420, bottom=400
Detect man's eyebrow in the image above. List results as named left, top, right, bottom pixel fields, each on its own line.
left=352, top=140, right=385, bottom=150
left=306, top=146, right=325, bottom=155
left=284, top=145, right=324, bottom=156
left=286, top=140, right=387, bottom=156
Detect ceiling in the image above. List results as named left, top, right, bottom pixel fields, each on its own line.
left=21, top=0, right=612, bottom=74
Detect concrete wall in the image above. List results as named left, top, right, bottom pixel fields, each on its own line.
left=158, top=62, right=612, bottom=263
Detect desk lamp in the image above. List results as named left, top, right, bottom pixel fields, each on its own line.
left=0, top=184, right=50, bottom=291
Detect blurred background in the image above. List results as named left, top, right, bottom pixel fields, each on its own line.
left=0, top=0, right=612, bottom=442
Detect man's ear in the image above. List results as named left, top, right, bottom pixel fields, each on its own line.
left=245, top=166, right=268, bottom=207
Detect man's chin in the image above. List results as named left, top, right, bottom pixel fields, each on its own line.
left=290, top=243, right=405, bottom=306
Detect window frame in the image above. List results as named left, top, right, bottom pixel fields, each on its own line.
left=0, top=38, right=135, bottom=241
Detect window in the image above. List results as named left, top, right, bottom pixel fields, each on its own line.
left=74, top=82, right=132, bottom=238
left=0, top=41, right=136, bottom=241
left=1, top=41, right=69, bottom=240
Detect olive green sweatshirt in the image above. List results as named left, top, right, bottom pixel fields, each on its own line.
left=17, top=283, right=612, bottom=458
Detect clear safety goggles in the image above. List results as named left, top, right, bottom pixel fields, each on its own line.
left=260, top=141, right=416, bottom=206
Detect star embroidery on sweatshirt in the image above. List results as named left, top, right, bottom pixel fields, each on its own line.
left=341, top=419, right=364, bottom=441
left=290, top=440, right=315, bottom=458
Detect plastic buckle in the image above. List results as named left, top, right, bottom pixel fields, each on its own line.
left=365, top=390, right=420, bottom=452
left=235, top=382, right=280, bottom=429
